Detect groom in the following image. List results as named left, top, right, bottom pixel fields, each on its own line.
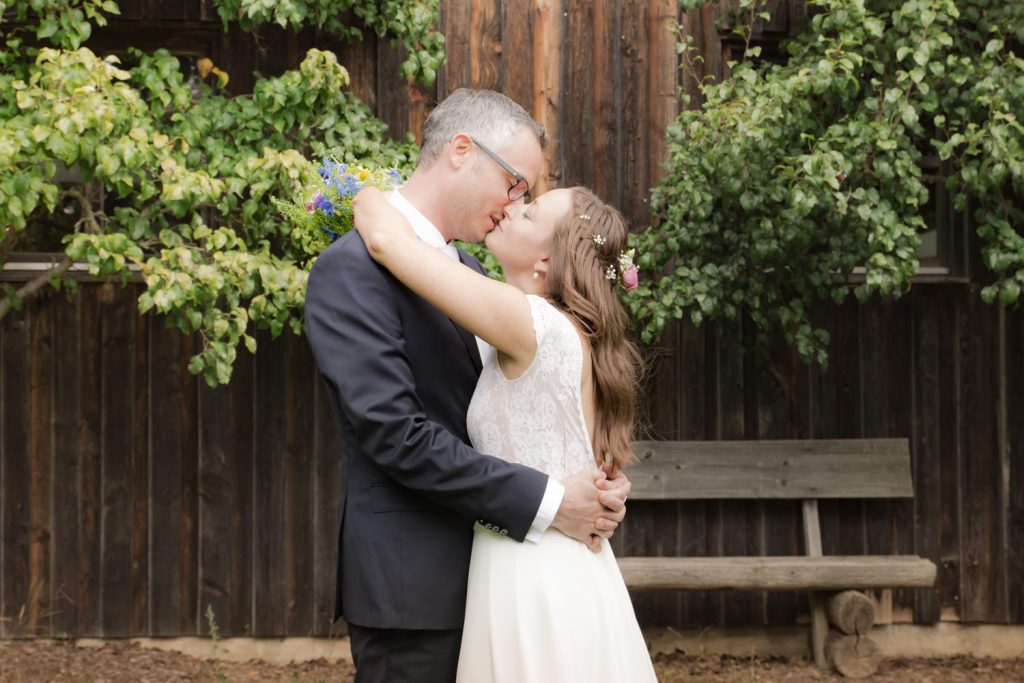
left=305, top=89, right=630, bottom=683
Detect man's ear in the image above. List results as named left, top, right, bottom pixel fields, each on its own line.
left=448, top=133, right=474, bottom=170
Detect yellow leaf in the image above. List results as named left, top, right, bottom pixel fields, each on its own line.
left=197, top=57, right=213, bottom=78
left=211, top=67, right=230, bottom=88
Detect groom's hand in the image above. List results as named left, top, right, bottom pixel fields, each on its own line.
left=552, top=470, right=628, bottom=553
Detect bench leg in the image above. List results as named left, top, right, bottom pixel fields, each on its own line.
left=810, top=591, right=829, bottom=669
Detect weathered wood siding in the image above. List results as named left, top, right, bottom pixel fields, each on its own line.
left=2, top=0, right=1021, bottom=637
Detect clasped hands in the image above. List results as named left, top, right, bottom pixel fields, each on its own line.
left=552, top=464, right=631, bottom=553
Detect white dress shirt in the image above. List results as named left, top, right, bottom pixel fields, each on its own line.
left=388, top=189, right=565, bottom=543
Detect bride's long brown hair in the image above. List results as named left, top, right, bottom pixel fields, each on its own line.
left=545, top=187, right=641, bottom=472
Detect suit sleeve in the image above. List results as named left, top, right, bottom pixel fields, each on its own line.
left=304, top=237, right=548, bottom=541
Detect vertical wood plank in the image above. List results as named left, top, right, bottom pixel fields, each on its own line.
left=621, top=0, right=649, bottom=228
left=148, top=316, right=198, bottom=635
left=859, top=298, right=900, bottom=614
left=51, top=293, right=82, bottom=637
left=470, top=0, right=502, bottom=91
left=375, top=40, right=412, bottom=140
left=331, top=31, right=378, bottom=111
left=312, top=376, right=343, bottom=636
left=532, top=0, right=564, bottom=194
left=99, top=283, right=136, bottom=636
left=758, top=330, right=800, bottom=627
left=647, top=0, right=678, bottom=188
left=222, top=23, right=257, bottom=95
left=937, top=287, right=963, bottom=619
left=283, top=333, right=315, bottom=634
left=959, top=286, right=1007, bottom=622
left=500, top=0, right=534, bottom=111
left=888, top=295, right=917, bottom=614
left=178, top=331, right=199, bottom=635
left=679, top=321, right=710, bottom=627
left=28, top=293, right=53, bottom=635
left=77, top=286, right=102, bottom=636
left=833, top=298, right=868, bottom=581
left=439, top=0, right=473, bottom=95
left=591, top=0, right=621, bottom=206
left=562, top=0, right=595, bottom=188
left=151, top=0, right=189, bottom=21
left=911, top=288, right=943, bottom=623
left=632, top=322, right=677, bottom=626
left=713, top=323, right=756, bottom=627
left=116, top=0, right=143, bottom=21
left=131, top=290, right=150, bottom=635
left=253, top=329, right=287, bottom=636
left=199, top=349, right=254, bottom=636
left=1, top=306, right=30, bottom=636
left=1006, top=303, right=1024, bottom=623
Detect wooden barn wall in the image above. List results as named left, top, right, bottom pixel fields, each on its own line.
left=2, top=0, right=1021, bottom=637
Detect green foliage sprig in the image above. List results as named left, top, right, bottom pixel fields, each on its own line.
left=0, top=0, right=120, bottom=50
left=1, top=0, right=420, bottom=385
left=632, top=0, right=1024, bottom=365
left=211, top=0, right=445, bottom=85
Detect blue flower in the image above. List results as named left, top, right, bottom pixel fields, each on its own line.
left=312, top=192, right=335, bottom=216
left=334, top=174, right=362, bottom=198
left=387, top=167, right=402, bottom=185
left=317, top=159, right=348, bottom=180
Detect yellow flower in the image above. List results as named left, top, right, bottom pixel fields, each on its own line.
left=357, top=168, right=371, bottom=181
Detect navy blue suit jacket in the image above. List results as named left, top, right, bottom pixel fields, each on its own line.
left=304, top=231, right=549, bottom=630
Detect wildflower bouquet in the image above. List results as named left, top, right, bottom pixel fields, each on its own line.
left=275, top=158, right=403, bottom=257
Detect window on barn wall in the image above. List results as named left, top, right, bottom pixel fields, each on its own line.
left=715, top=0, right=966, bottom=282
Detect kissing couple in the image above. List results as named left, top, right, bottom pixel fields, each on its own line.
left=305, top=88, right=656, bottom=683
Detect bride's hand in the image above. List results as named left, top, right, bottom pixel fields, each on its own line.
left=553, top=469, right=626, bottom=553
left=352, top=187, right=414, bottom=247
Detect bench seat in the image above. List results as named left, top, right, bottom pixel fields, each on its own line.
left=618, top=555, right=937, bottom=591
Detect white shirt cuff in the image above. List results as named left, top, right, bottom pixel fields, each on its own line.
left=525, top=478, right=564, bottom=543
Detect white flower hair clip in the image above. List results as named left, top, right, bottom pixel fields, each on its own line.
left=591, top=233, right=606, bottom=246
left=601, top=248, right=640, bottom=291
left=578, top=214, right=591, bottom=221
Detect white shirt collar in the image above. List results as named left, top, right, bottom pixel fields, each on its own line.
left=388, top=188, right=450, bottom=250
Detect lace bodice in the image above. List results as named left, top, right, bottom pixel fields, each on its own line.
left=467, top=295, right=596, bottom=481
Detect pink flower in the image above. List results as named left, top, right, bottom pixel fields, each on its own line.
left=621, top=265, right=639, bottom=291
left=305, top=202, right=313, bottom=212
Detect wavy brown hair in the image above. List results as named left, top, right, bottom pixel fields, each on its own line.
left=545, top=187, right=641, bottom=472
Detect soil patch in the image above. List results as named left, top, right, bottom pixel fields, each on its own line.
left=0, top=639, right=1022, bottom=682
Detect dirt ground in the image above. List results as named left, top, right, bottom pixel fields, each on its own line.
left=0, top=639, right=1022, bottom=682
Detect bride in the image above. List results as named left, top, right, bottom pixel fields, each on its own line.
left=353, top=185, right=656, bottom=682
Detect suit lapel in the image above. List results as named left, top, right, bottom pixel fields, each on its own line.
left=453, top=249, right=483, bottom=374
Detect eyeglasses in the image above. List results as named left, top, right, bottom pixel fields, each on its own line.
left=469, top=136, right=532, bottom=203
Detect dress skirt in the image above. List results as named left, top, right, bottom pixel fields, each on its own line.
left=456, top=525, right=657, bottom=683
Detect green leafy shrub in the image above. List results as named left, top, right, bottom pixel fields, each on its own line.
left=632, top=0, right=1024, bottom=364
left=0, top=0, right=426, bottom=385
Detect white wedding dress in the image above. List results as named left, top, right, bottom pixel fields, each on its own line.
left=457, top=295, right=656, bottom=683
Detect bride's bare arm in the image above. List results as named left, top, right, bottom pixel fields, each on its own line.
left=353, top=187, right=537, bottom=369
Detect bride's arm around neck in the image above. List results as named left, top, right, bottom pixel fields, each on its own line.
left=353, top=188, right=537, bottom=376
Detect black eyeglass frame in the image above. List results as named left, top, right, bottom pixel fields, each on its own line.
left=469, top=136, right=532, bottom=203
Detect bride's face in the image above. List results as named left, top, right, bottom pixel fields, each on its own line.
left=485, top=188, right=573, bottom=279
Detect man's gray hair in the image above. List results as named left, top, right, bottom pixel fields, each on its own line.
left=419, top=88, right=545, bottom=168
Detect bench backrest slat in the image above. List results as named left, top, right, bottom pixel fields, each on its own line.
left=628, top=439, right=913, bottom=501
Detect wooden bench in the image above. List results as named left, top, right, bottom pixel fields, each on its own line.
left=617, top=439, right=937, bottom=675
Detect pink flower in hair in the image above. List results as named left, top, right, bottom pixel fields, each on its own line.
left=621, top=265, right=639, bottom=291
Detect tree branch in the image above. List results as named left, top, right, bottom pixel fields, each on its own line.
left=0, top=188, right=102, bottom=320
left=0, top=254, right=74, bottom=319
